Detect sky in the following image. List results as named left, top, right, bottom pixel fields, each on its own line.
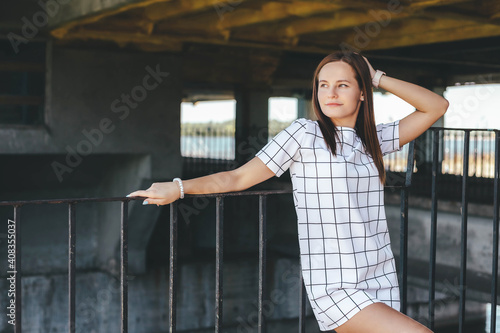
left=181, top=84, right=500, bottom=130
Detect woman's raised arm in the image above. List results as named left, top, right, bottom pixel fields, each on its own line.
left=363, top=56, right=449, bottom=147
left=378, top=75, right=449, bottom=147
left=126, top=157, right=275, bottom=206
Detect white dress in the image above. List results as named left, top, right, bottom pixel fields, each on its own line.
left=256, top=118, right=402, bottom=331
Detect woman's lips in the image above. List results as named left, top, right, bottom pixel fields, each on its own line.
left=326, top=102, right=342, bottom=106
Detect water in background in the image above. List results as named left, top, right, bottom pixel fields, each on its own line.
left=181, top=135, right=235, bottom=160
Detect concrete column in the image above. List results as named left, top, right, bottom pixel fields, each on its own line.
left=234, top=86, right=270, bottom=165
left=297, top=96, right=314, bottom=120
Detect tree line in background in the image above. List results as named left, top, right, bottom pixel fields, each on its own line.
left=181, top=119, right=295, bottom=137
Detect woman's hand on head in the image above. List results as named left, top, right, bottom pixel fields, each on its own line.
left=126, top=182, right=180, bottom=206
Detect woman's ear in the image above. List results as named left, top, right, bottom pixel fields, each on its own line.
left=360, top=94, right=365, bottom=101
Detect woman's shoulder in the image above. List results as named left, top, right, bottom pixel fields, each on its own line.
left=290, top=118, right=319, bottom=131
left=275, top=118, right=318, bottom=147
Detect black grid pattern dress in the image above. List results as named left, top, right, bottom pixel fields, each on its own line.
left=256, top=118, right=402, bottom=331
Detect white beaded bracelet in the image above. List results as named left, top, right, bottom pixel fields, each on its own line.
left=173, top=178, right=184, bottom=199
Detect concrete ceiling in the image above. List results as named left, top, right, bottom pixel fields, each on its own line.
left=48, top=0, right=500, bottom=53
left=41, top=0, right=500, bottom=88
left=4, top=0, right=500, bottom=89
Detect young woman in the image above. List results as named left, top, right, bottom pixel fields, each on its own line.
left=127, top=51, right=449, bottom=332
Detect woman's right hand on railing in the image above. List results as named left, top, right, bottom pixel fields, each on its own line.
left=127, top=182, right=181, bottom=206
left=126, top=157, right=275, bottom=206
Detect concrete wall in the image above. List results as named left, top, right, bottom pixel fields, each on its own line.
left=0, top=43, right=185, bottom=332
left=386, top=202, right=498, bottom=279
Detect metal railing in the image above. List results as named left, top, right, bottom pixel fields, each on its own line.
left=426, top=128, right=500, bottom=332
left=1, top=133, right=499, bottom=332
left=0, top=197, right=130, bottom=333
left=384, top=128, right=497, bottom=178
left=0, top=141, right=411, bottom=332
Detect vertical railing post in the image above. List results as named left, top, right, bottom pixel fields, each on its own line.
left=258, top=195, right=267, bottom=333
left=169, top=201, right=178, bottom=333
left=429, top=129, right=440, bottom=330
left=121, top=200, right=129, bottom=333
left=215, top=197, right=224, bottom=332
left=399, top=185, right=407, bottom=312
left=458, top=130, right=470, bottom=333
left=14, top=205, right=22, bottom=333
left=491, top=130, right=500, bottom=333
left=68, top=203, right=76, bottom=333
left=399, top=140, right=415, bottom=314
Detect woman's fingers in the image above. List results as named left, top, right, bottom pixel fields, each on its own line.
left=362, top=55, right=376, bottom=78
left=141, top=198, right=165, bottom=206
left=126, top=190, right=148, bottom=197
left=127, top=185, right=157, bottom=198
left=126, top=194, right=165, bottom=206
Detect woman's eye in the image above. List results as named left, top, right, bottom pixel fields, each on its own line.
left=339, top=84, right=348, bottom=87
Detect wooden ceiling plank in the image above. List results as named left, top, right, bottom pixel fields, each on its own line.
left=153, top=1, right=344, bottom=34
left=365, top=23, right=500, bottom=50
left=61, top=29, right=183, bottom=51
left=59, top=26, right=336, bottom=54
left=154, top=0, right=397, bottom=34
left=144, top=0, right=248, bottom=21
left=215, top=0, right=394, bottom=30
left=308, top=17, right=500, bottom=51
left=423, top=9, right=500, bottom=26
left=478, top=0, right=500, bottom=19
left=86, top=18, right=156, bottom=35
left=51, top=0, right=172, bottom=39
left=217, top=1, right=344, bottom=29
left=247, top=0, right=478, bottom=41
left=408, top=0, right=470, bottom=10
left=52, top=0, right=500, bottom=56
left=233, top=8, right=412, bottom=43
left=57, top=19, right=500, bottom=57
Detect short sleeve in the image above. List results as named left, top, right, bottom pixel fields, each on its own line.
left=255, top=118, right=307, bottom=177
left=376, top=119, right=401, bottom=156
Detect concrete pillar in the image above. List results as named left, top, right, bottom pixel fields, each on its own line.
left=297, top=96, right=314, bottom=120
left=234, top=86, right=270, bottom=165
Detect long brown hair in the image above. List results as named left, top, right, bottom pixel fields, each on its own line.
left=312, top=51, right=386, bottom=183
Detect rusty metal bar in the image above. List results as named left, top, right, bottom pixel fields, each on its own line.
left=399, top=140, right=415, bottom=314
left=215, top=197, right=224, bottom=332
left=429, top=129, right=440, bottom=330
left=491, top=130, right=500, bottom=333
left=0, top=190, right=292, bottom=206
left=121, top=200, right=128, bottom=333
left=68, top=203, right=76, bottom=333
left=458, top=130, right=470, bottom=333
left=258, top=195, right=267, bottom=333
left=169, top=201, right=178, bottom=333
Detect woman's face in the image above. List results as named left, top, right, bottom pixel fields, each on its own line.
left=317, top=61, right=364, bottom=128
